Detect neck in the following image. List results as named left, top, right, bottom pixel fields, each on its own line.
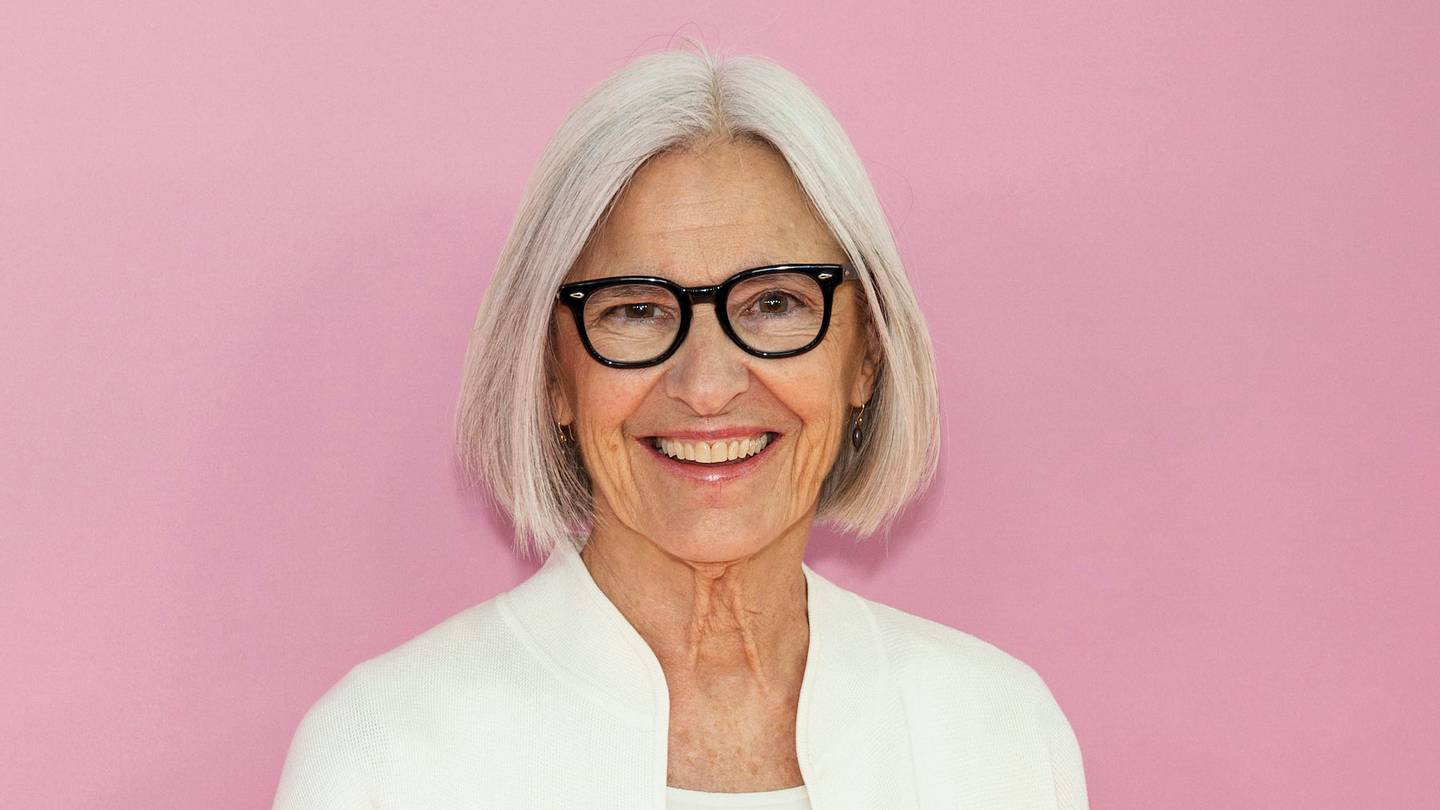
left=578, top=516, right=812, bottom=695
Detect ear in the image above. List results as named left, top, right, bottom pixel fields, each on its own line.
left=849, top=329, right=881, bottom=408
left=545, top=352, right=576, bottom=425
left=549, top=384, right=574, bottom=425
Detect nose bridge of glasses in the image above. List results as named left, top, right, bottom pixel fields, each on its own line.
left=663, top=288, right=753, bottom=372
left=681, top=283, right=724, bottom=307
left=677, top=291, right=733, bottom=346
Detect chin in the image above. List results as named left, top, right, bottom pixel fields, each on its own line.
left=650, top=523, right=777, bottom=564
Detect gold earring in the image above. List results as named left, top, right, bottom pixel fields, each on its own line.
left=555, top=422, right=576, bottom=447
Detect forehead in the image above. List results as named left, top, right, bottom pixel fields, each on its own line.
left=571, top=139, right=845, bottom=284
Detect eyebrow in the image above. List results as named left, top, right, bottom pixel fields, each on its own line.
left=620, top=255, right=791, bottom=276
left=737, top=254, right=786, bottom=268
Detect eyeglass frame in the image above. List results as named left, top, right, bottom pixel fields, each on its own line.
left=555, top=263, right=856, bottom=369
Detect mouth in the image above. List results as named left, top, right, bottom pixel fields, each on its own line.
left=648, top=432, right=778, bottom=465
left=639, top=431, right=782, bottom=482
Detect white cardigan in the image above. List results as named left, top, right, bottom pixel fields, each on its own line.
left=273, top=539, right=1089, bottom=809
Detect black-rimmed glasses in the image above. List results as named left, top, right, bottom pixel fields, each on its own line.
left=555, top=263, right=854, bottom=368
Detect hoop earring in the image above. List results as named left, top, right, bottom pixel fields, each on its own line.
left=850, top=402, right=867, bottom=451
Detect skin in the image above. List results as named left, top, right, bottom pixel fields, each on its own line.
left=549, top=135, right=878, bottom=792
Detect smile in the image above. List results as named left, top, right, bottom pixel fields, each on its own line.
left=650, top=433, right=774, bottom=464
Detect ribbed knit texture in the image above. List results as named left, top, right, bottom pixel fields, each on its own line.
left=666, top=784, right=811, bottom=808
left=273, top=540, right=1089, bottom=809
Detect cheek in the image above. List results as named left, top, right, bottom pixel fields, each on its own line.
left=761, top=350, right=852, bottom=466
left=567, top=365, right=654, bottom=508
left=557, top=321, right=638, bottom=429
left=791, top=338, right=855, bottom=417
left=571, top=372, right=644, bottom=442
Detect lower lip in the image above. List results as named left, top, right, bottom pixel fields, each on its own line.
left=639, top=434, right=780, bottom=483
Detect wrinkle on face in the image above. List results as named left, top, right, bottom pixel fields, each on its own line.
left=552, top=136, right=876, bottom=687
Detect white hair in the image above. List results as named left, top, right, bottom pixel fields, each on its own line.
left=455, top=40, right=940, bottom=562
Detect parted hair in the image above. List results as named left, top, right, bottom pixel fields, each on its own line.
left=455, top=40, right=940, bottom=561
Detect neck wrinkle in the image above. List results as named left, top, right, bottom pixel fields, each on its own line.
left=579, top=523, right=812, bottom=690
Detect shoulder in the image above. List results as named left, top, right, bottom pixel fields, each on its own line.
left=349, top=596, right=513, bottom=693
left=273, top=597, right=524, bottom=807
left=860, top=592, right=1049, bottom=698
left=304, top=593, right=529, bottom=731
left=855, top=592, right=1089, bottom=807
left=859, top=590, right=1074, bottom=724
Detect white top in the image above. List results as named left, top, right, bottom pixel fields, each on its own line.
left=273, top=538, right=1088, bottom=809
left=667, top=784, right=811, bottom=808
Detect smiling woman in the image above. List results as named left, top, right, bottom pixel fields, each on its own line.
left=548, top=138, right=880, bottom=570
left=273, top=40, right=1088, bottom=810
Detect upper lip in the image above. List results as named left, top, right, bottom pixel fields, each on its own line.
left=644, top=427, right=778, bottom=441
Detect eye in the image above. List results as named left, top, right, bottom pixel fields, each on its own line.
left=759, top=292, right=791, bottom=313
left=744, top=290, right=807, bottom=317
left=607, top=302, right=662, bottom=320
left=590, top=300, right=679, bottom=330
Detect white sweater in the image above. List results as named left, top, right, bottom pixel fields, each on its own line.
left=273, top=539, right=1089, bottom=809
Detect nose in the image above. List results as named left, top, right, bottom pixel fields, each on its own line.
left=659, top=303, right=750, bottom=416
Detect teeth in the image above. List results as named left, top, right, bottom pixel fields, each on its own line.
left=653, top=434, right=772, bottom=464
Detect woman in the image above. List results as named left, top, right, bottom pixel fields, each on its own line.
left=274, top=44, right=1088, bottom=810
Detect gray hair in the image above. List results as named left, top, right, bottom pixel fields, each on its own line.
left=455, top=41, right=940, bottom=561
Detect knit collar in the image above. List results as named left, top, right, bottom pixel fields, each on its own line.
left=495, top=536, right=895, bottom=783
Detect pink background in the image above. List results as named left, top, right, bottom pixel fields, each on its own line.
left=3, top=2, right=1436, bottom=807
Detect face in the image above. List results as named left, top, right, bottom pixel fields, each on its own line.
left=550, top=137, right=878, bottom=564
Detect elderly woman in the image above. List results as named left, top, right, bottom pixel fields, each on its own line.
left=274, top=45, right=1087, bottom=810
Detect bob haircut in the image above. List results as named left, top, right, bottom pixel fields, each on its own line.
left=455, top=41, right=940, bottom=562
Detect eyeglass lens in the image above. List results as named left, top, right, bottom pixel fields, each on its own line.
left=580, top=272, right=826, bottom=363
